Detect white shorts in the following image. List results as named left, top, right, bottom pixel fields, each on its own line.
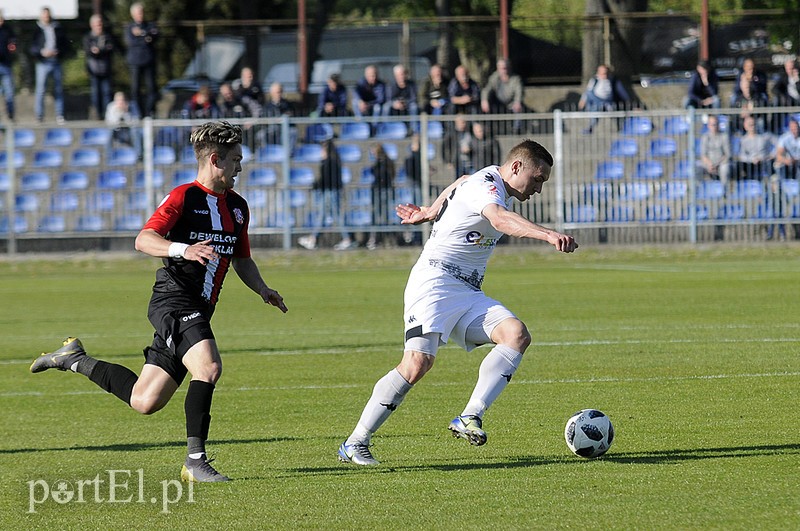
left=403, top=269, right=517, bottom=353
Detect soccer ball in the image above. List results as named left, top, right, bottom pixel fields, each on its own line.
left=564, top=409, right=614, bottom=458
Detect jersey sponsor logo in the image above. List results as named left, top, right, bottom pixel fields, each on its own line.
left=464, top=231, right=499, bottom=248
left=181, top=311, right=201, bottom=322
left=193, top=210, right=210, bottom=215
left=189, top=232, right=238, bottom=244
left=233, top=208, right=244, bottom=224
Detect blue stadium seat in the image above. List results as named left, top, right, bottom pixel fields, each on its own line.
left=39, top=215, right=66, bottom=232
left=360, top=167, right=375, bottom=184
left=153, top=146, right=176, bottom=165
left=245, top=189, right=268, bottom=208
left=658, top=181, right=688, bottom=200
left=155, top=126, right=182, bottom=147
left=0, top=215, right=28, bottom=233
left=583, top=182, right=613, bottom=203
left=395, top=187, right=414, bottom=205
left=249, top=167, right=277, bottom=186
left=43, top=128, right=73, bottom=147
left=608, top=138, right=638, bottom=158
left=257, top=144, right=286, bottom=163
left=0, top=151, right=24, bottom=168
left=346, top=209, right=373, bottom=226
left=134, top=170, right=165, bottom=188
left=645, top=205, right=672, bottom=222
left=15, top=193, right=39, bottom=212
left=0, top=173, right=9, bottom=192
left=87, top=192, right=115, bottom=211
left=292, top=144, right=324, bottom=163
left=173, top=169, right=196, bottom=186
left=341, top=166, right=353, bottom=184
left=20, top=172, right=51, bottom=191
left=381, top=142, right=399, bottom=161
left=71, top=148, right=101, bottom=167
left=672, top=159, right=695, bottom=179
left=649, top=137, right=677, bottom=158
left=108, top=147, right=138, bottom=166
left=662, top=116, right=690, bottom=136
left=375, top=122, right=408, bottom=140
left=32, top=149, right=63, bottom=168
left=782, top=179, right=800, bottom=198
left=304, top=123, right=334, bottom=142
left=50, top=192, right=80, bottom=212
left=620, top=182, right=651, bottom=201
left=339, top=122, right=371, bottom=140
left=731, top=179, right=764, bottom=200
left=621, top=116, right=653, bottom=136
left=347, top=188, right=372, bottom=207
left=633, top=160, right=664, bottom=180
left=426, top=141, right=436, bottom=160
left=98, top=170, right=127, bottom=189
left=567, top=205, right=598, bottom=223
left=242, top=145, right=253, bottom=163
left=180, top=145, right=196, bottom=165
left=717, top=203, right=745, bottom=220
left=76, top=215, right=104, bottom=232
left=126, top=191, right=149, bottom=211
left=337, top=143, right=362, bottom=163
left=81, top=127, right=112, bottom=146
left=606, top=206, right=635, bottom=222
left=13, top=128, right=36, bottom=148
left=289, top=189, right=307, bottom=208
left=696, top=180, right=725, bottom=200
left=427, top=121, right=445, bottom=139
left=289, top=167, right=315, bottom=186
left=595, top=160, right=625, bottom=180
left=115, top=215, right=144, bottom=231
left=395, top=167, right=408, bottom=185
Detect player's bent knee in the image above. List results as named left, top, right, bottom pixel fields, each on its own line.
left=398, top=351, right=434, bottom=384
left=494, top=319, right=531, bottom=352
left=191, top=362, right=222, bottom=384
left=130, top=393, right=166, bottom=415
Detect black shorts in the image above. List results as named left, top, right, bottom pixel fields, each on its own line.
left=144, top=302, right=215, bottom=385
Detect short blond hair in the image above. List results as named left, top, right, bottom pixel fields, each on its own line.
left=190, top=121, right=242, bottom=162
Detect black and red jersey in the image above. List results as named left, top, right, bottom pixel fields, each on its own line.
left=143, top=180, right=251, bottom=311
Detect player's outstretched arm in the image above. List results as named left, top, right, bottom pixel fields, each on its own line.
left=483, top=204, right=578, bottom=253
left=135, top=229, right=219, bottom=264
left=232, top=257, right=288, bottom=313
left=396, top=174, right=470, bottom=225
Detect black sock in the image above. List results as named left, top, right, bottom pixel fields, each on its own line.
left=87, top=361, right=138, bottom=405
left=185, top=380, right=215, bottom=457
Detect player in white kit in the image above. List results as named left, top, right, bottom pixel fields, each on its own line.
left=338, top=139, right=578, bottom=465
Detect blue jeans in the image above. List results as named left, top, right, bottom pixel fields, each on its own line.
left=34, top=59, right=64, bottom=120
left=310, top=189, right=349, bottom=239
left=89, top=75, right=112, bottom=119
left=0, top=63, right=14, bottom=119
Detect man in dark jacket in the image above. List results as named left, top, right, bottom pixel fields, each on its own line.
left=84, top=14, right=116, bottom=119
left=125, top=2, right=158, bottom=117
left=0, top=10, right=16, bottom=121
left=30, top=7, right=70, bottom=123
left=683, top=60, right=720, bottom=109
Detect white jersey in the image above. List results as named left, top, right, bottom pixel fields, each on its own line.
left=403, top=166, right=515, bottom=351
left=412, top=166, right=510, bottom=290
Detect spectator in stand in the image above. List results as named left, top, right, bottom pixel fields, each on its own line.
left=735, top=114, right=774, bottom=181
left=0, top=10, right=17, bottom=121
left=105, top=91, right=142, bottom=157
left=578, top=64, right=632, bottom=134
left=386, top=64, right=419, bottom=118
left=700, top=115, right=732, bottom=186
left=353, top=64, right=386, bottom=119
left=84, top=14, right=117, bottom=120
left=298, top=139, right=353, bottom=251
left=262, top=81, right=293, bottom=143
left=730, top=58, right=768, bottom=110
left=683, top=60, right=720, bottom=109
left=481, top=58, right=526, bottom=134
left=182, top=85, right=220, bottom=120
left=470, top=122, right=501, bottom=172
left=217, top=82, right=248, bottom=119
left=232, top=67, right=264, bottom=118
left=30, top=7, right=70, bottom=123
left=401, top=134, right=424, bottom=246
left=317, top=73, right=350, bottom=117
left=448, top=65, right=482, bottom=115
left=771, top=59, right=800, bottom=107
left=442, top=113, right=473, bottom=179
left=367, top=143, right=395, bottom=250
left=776, top=117, right=800, bottom=180
left=420, top=63, right=449, bottom=115
left=125, top=2, right=158, bottom=117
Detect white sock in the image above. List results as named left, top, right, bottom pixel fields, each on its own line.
left=346, top=369, right=412, bottom=445
left=461, top=345, right=523, bottom=419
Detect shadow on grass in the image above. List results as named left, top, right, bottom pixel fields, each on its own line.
left=283, top=442, right=800, bottom=477
left=0, top=436, right=299, bottom=455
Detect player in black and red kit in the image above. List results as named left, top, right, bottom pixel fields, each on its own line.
left=31, top=121, right=288, bottom=482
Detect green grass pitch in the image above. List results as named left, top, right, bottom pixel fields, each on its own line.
left=1, top=245, right=799, bottom=528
